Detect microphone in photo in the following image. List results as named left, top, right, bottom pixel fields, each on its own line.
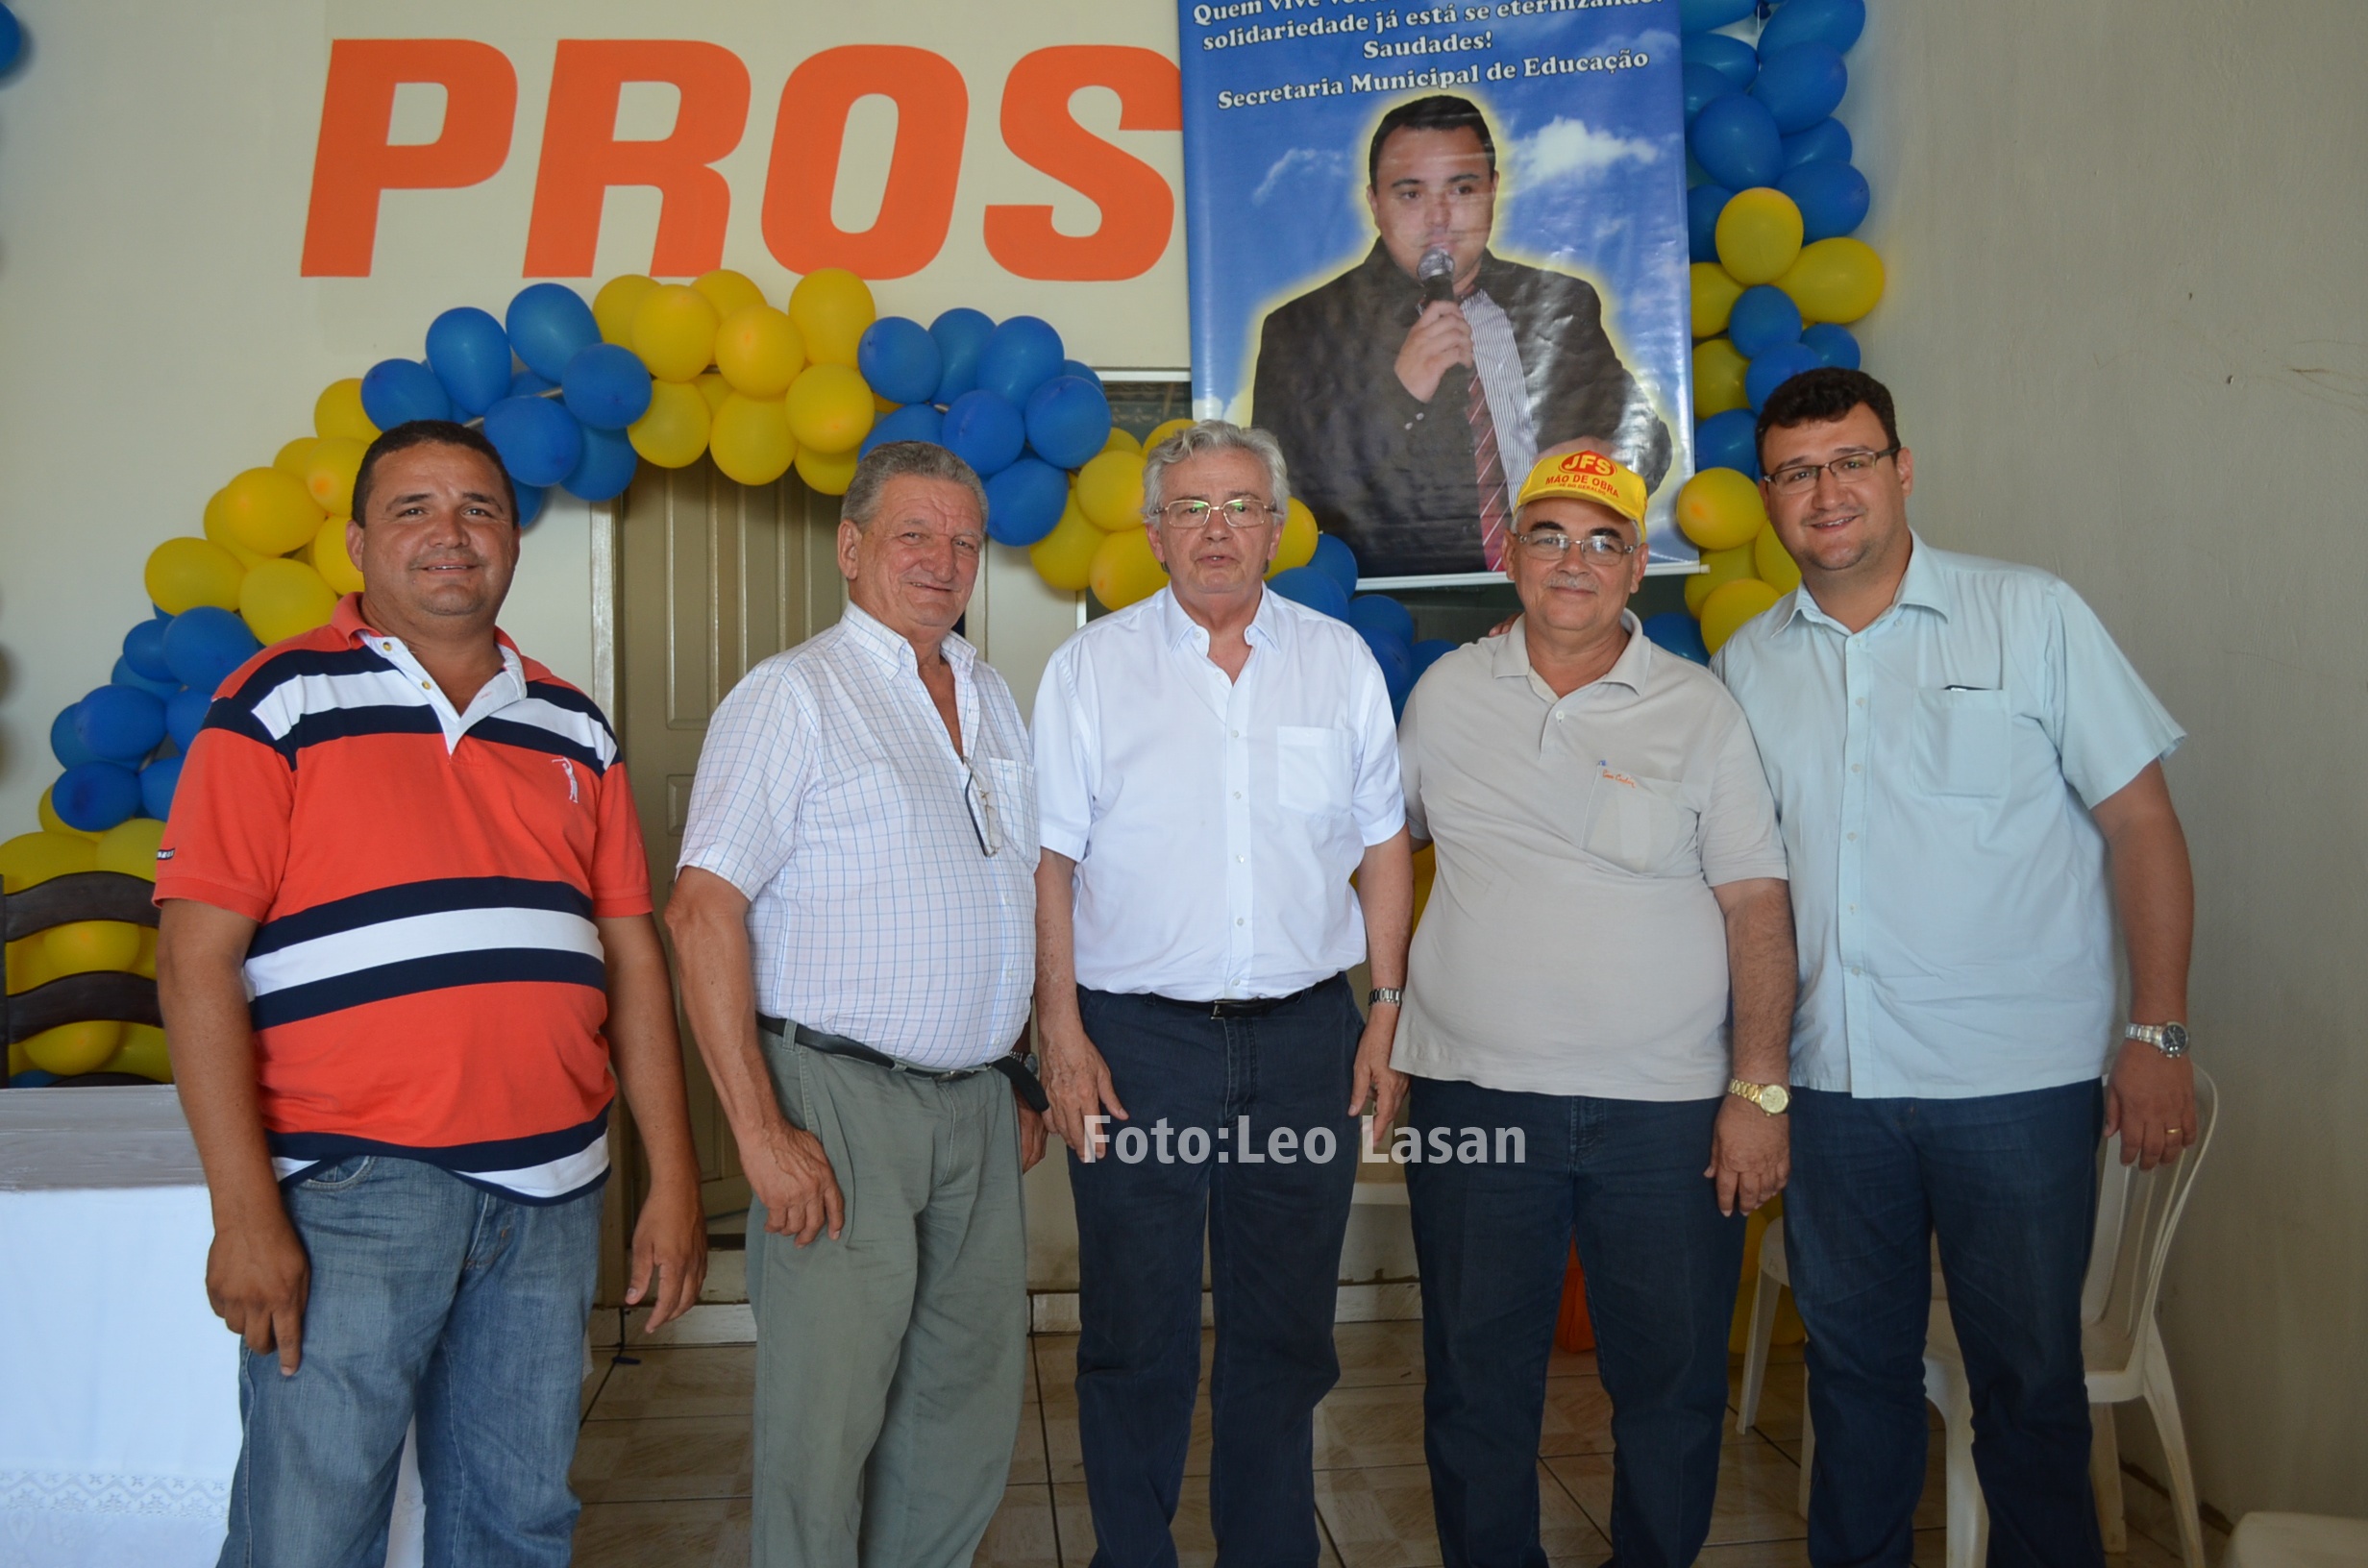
left=1418, top=246, right=1459, bottom=306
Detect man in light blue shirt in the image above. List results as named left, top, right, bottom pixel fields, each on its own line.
left=1714, top=370, right=2198, bottom=1567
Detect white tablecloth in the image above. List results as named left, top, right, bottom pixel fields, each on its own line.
left=0, top=1087, right=421, bottom=1568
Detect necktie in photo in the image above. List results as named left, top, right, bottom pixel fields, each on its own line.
left=1467, top=366, right=1512, bottom=571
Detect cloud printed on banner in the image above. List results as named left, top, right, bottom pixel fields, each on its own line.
left=1253, top=146, right=1353, bottom=207
left=1509, top=116, right=1662, bottom=190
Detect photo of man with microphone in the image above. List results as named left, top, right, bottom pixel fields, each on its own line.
left=1251, top=95, right=1674, bottom=579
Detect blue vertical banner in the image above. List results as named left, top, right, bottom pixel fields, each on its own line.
left=1177, top=0, right=1695, bottom=582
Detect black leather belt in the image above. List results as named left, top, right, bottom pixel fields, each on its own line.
left=756, top=1016, right=1049, bottom=1114
left=1143, top=978, right=1329, bottom=1020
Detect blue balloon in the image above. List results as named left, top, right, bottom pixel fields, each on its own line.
left=1690, top=94, right=1785, bottom=191
left=0, top=5, right=20, bottom=75
left=10, top=1070, right=62, bottom=1088
left=123, top=618, right=175, bottom=682
left=941, top=390, right=1025, bottom=478
left=1781, top=117, right=1854, bottom=170
left=929, top=308, right=996, bottom=404
left=162, top=606, right=260, bottom=696
left=857, top=318, right=944, bottom=406
left=1359, top=627, right=1416, bottom=718
left=1024, top=376, right=1115, bottom=470
left=53, top=762, right=142, bottom=834
left=514, top=483, right=548, bottom=527
left=509, top=367, right=557, bottom=399
left=140, top=755, right=184, bottom=821
left=482, top=395, right=585, bottom=488
left=1745, top=342, right=1826, bottom=411
left=1780, top=159, right=1871, bottom=241
left=1751, top=43, right=1848, bottom=135
left=425, top=306, right=512, bottom=416
left=1687, top=183, right=1734, bottom=264
left=1344, top=594, right=1416, bottom=645
left=111, top=655, right=179, bottom=701
left=563, top=425, right=637, bottom=502
left=51, top=705, right=98, bottom=770
left=1761, top=0, right=1865, bottom=56
left=360, top=358, right=453, bottom=429
left=1801, top=322, right=1862, bottom=371
left=1684, top=32, right=1758, bottom=91
left=1642, top=611, right=1712, bottom=666
left=1678, top=0, right=1754, bottom=31
left=1059, top=359, right=1103, bottom=388
left=1728, top=285, right=1805, bottom=358
left=1681, top=62, right=1730, bottom=125
left=1268, top=565, right=1349, bottom=622
left=984, top=459, right=1070, bottom=547
left=1411, top=637, right=1457, bottom=678
left=560, top=343, right=653, bottom=431
left=975, top=316, right=1065, bottom=407
left=860, top=403, right=948, bottom=459
left=165, top=688, right=211, bottom=751
left=506, top=283, right=602, bottom=382
left=78, top=685, right=166, bottom=762
left=1694, top=406, right=1764, bottom=480
left=1310, top=533, right=1360, bottom=598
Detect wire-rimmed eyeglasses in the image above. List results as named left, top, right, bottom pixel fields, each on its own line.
left=962, top=761, right=1003, bottom=858
left=1154, top=498, right=1278, bottom=529
left=1766, top=447, right=1900, bottom=495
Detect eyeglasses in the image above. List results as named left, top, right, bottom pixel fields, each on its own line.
left=1155, top=498, right=1277, bottom=529
left=1512, top=529, right=1637, bottom=564
left=1766, top=448, right=1900, bottom=495
left=962, top=760, right=1003, bottom=858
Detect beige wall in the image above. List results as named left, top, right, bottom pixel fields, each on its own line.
left=1853, top=2, right=2368, bottom=1521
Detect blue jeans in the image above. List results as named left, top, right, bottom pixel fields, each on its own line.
left=1787, top=1083, right=2105, bottom=1568
left=1067, top=980, right=1362, bottom=1568
left=1406, top=1077, right=1743, bottom=1568
left=216, top=1156, right=603, bottom=1568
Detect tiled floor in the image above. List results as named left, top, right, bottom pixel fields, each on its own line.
left=569, top=1325, right=2216, bottom=1567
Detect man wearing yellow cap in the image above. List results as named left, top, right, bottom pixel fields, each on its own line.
left=1392, top=450, right=1798, bottom=1566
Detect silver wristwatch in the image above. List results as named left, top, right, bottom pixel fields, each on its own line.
left=2125, top=1021, right=2190, bottom=1059
left=1369, top=987, right=1404, bottom=1007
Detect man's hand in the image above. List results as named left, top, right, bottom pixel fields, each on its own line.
left=206, top=1200, right=311, bottom=1376
left=1395, top=300, right=1475, bottom=404
left=1347, top=1007, right=1408, bottom=1132
left=2106, top=1040, right=2197, bottom=1171
left=1705, top=1097, right=1789, bottom=1216
left=1017, top=1100, right=1048, bottom=1173
left=1039, top=1024, right=1126, bottom=1161
left=748, top=1120, right=844, bottom=1245
left=625, top=1179, right=707, bottom=1331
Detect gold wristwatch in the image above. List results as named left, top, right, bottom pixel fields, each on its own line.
left=1729, top=1079, right=1791, bottom=1115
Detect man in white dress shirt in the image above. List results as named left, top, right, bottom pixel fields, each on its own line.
left=667, top=442, right=1047, bottom=1568
left=1032, top=421, right=1415, bottom=1566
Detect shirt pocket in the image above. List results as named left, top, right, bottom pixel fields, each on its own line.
left=1275, top=725, right=1354, bottom=816
left=1911, top=688, right=2011, bottom=798
left=1580, top=770, right=1697, bottom=875
left=977, top=755, right=1037, bottom=859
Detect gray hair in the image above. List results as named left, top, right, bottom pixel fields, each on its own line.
left=1140, top=420, right=1293, bottom=521
left=841, top=441, right=989, bottom=530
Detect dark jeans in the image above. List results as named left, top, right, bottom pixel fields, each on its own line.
left=1406, top=1076, right=1743, bottom=1568
left=1788, top=1082, right=2105, bottom=1568
left=1067, top=979, right=1362, bottom=1568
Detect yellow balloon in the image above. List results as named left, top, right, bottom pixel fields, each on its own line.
left=1102, top=426, right=1143, bottom=455
left=305, top=436, right=367, bottom=517
left=787, top=269, right=876, bottom=369
left=784, top=363, right=876, bottom=454
left=274, top=436, right=321, bottom=477
left=24, top=1019, right=124, bottom=1076
left=1677, top=467, right=1769, bottom=552
left=694, top=268, right=768, bottom=324
left=145, top=536, right=247, bottom=614
left=1692, top=338, right=1750, bottom=419
left=1691, top=262, right=1745, bottom=340
left=874, top=392, right=900, bottom=414
left=240, top=557, right=340, bottom=645
left=710, top=394, right=798, bottom=486
left=632, top=283, right=724, bottom=383
left=1753, top=523, right=1803, bottom=594
left=103, top=1022, right=173, bottom=1082
left=311, top=516, right=365, bottom=594
left=39, top=789, right=102, bottom=843
left=594, top=274, right=660, bottom=346
left=134, top=926, right=159, bottom=979
left=204, top=487, right=271, bottom=568
left=1269, top=499, right=1319, bottom=577
left=1700, top=576, right=1783, bottom=653
left=628, top=380, right=712, bottom=469
left=794, top=443, right=860, bottom=497
left=1715, top=187, right=1806, bottom=286
left=0, top=831, right=97, bottom=893
left=1089, top=526, right=1168, bottom=610
left=8, top=935, right=58, bottom=994
left=1028, top=495, right=1105, bottom=591
left=314, top=378, right=380, bottom=444
left=695, top=372, right=735, bottom=416
left=1144, top=417, right=1196, bottom=453
left=5, top=1041, right=25, bottom=1076
left=220, top=466, right=327, bottom=556
left=1685, top=542, right=1759, bottom=616
left=1776, top=237, right=1887, bottom=325
left=44, top=919, right=142, bottom=976
left=1076, top=450, right=1147, bottom=530
left=95, top=818, right=166, bottom=881
left=715, top=306, right=807, bottom=399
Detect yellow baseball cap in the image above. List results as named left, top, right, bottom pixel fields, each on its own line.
left=1514, top=450, right=1648, bottom=536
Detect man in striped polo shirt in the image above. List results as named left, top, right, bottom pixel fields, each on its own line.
left=158, top=420, right=705, bottom=1568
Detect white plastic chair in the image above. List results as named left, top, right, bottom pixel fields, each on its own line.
left=1737, top=1069, right=2219, bottom=1568
left=2225, top=1511, right=2368, bottom=1567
